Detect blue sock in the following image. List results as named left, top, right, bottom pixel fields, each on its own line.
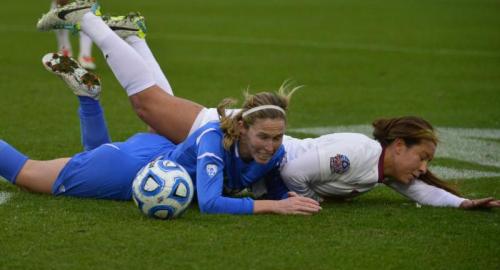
left=0, top=140, right=29, bottom=184
left=78, top=96, right=111, bottom=151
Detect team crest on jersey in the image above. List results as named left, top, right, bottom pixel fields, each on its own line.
left=206, top=164, right=218, bottom=177
left=330, top=154, right=350, bottom=174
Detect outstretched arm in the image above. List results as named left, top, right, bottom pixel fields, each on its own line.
left=386, top=179, right=465, bottom=207
left=386, top=179, right=500, bottom=209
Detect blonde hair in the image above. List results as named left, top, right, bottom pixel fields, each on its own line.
left=372, top=116, right=459, bottom=195
left=216, top=82, right=301, bottom=150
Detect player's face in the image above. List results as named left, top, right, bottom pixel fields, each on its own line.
left=391, top=139, right=436, bottom=184
left=238, top=118, right=285, bottom=164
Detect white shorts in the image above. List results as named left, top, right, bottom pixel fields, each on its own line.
left=188, top=108, right=241, bottom=136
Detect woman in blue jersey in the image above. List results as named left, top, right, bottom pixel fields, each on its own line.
left=0, top=53, right=321, bottom=215
left=1, top=5, right=324, bottom=215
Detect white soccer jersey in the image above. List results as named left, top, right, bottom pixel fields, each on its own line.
left=281, top=133, right=465, bottom=207
left=280, top=133, right=383, bottom=201
left=191, top=108, right=466, bottom=207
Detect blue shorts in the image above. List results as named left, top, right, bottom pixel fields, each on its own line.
left=52, top=133, right=175, bottom=200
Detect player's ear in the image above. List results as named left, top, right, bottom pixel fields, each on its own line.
left=393, top=138, right=406, bottom=155
left=237, top=120, right=247, bottom=135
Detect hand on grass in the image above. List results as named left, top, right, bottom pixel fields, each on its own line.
left=459, top=197, right=500, bottom=209
left=274, top=192, right=322, bottom=215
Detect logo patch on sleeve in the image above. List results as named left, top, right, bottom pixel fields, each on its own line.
left=330, top=154, right=350, bottom=174
left=206, top=164, right=218, bottom=177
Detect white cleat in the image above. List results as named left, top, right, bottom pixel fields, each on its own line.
left=102, top=12, right=147, bottom=39
left=42, top=53, right=101, bottom=100
left=36, top=0, right=101, bottom=31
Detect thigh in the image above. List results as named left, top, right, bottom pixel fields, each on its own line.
left=53, top=145, right=146, bottom=200
left=130, top=87, right=204, bottom=144
left=16, top=158, right=71, bottom=194
left=54, top=133, right=175, bottom=200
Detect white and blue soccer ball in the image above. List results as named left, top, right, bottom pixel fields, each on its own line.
left=132, top=159, right=194, bottom=220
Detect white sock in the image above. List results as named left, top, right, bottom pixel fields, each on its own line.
left=125, top=36, right=173, bottom=95
left=80, top=13, right=155, bottom=96
left=79, top=32, right=93, bottom=58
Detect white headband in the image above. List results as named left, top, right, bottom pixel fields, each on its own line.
left=241, top=105, right=286, bottom=118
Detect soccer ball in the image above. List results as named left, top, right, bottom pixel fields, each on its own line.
left=132, top=159, right=194, bottom=220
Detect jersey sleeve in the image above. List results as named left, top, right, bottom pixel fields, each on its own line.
left=195, top=131, right=254, bottom=214
left=386, top=179, right=466, bottom=207
left=280, top=148, right=324, bottom=201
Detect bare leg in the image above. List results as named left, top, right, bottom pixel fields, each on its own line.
left=15, top=158, right=70, bottom=194
left=130, top=86, right=204, bottom=144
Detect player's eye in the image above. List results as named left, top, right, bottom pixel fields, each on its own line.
left=258, top=134, right=269, bottom=140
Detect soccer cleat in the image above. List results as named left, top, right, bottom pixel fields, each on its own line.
left=78, top=56, right=96, bottom=70
left=42, top=52, right=101, bottom=100
left=36, top=0, right=101, bottom=32
left=102, top=12, right=147, bottom=39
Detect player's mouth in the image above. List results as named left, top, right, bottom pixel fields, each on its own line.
left=254, top=152, right=272, bottom=163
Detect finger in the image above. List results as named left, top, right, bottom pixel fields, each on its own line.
left=294, top=200, right=322, bottom=210
left=474, top=198, right=494, bottom=207
left=294, top=202, right=322, bottom=212
left=287, top=191, right=298, bottom=197
left=296, top=196, right=321, bottom=205
left=486, top=200, right=500, bottom=208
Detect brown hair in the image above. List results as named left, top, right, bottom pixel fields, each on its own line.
left=216, top=82, right=300, bottom=150
left=372, top=116, right=459, bottom=195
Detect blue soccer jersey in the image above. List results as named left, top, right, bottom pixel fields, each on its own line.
left=52, top=122, right=287, bottom=215
left=165, top=122, right=286, bottom=214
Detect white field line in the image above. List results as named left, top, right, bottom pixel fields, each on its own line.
left=0, top=24, right=498, bottom=58
left=289, top=125, right=500, bottom=180
left=431, top=166, right=500, bottom=180
left=0, top=191, right=13, bottom=206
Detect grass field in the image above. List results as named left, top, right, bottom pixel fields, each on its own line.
left=1, top=0, right=499, bottom=269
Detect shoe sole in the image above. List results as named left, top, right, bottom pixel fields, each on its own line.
left=42, top=53, right=101, bottom=98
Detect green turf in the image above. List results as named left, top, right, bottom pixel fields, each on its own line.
left=1, top=0, right=499, bottom=269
